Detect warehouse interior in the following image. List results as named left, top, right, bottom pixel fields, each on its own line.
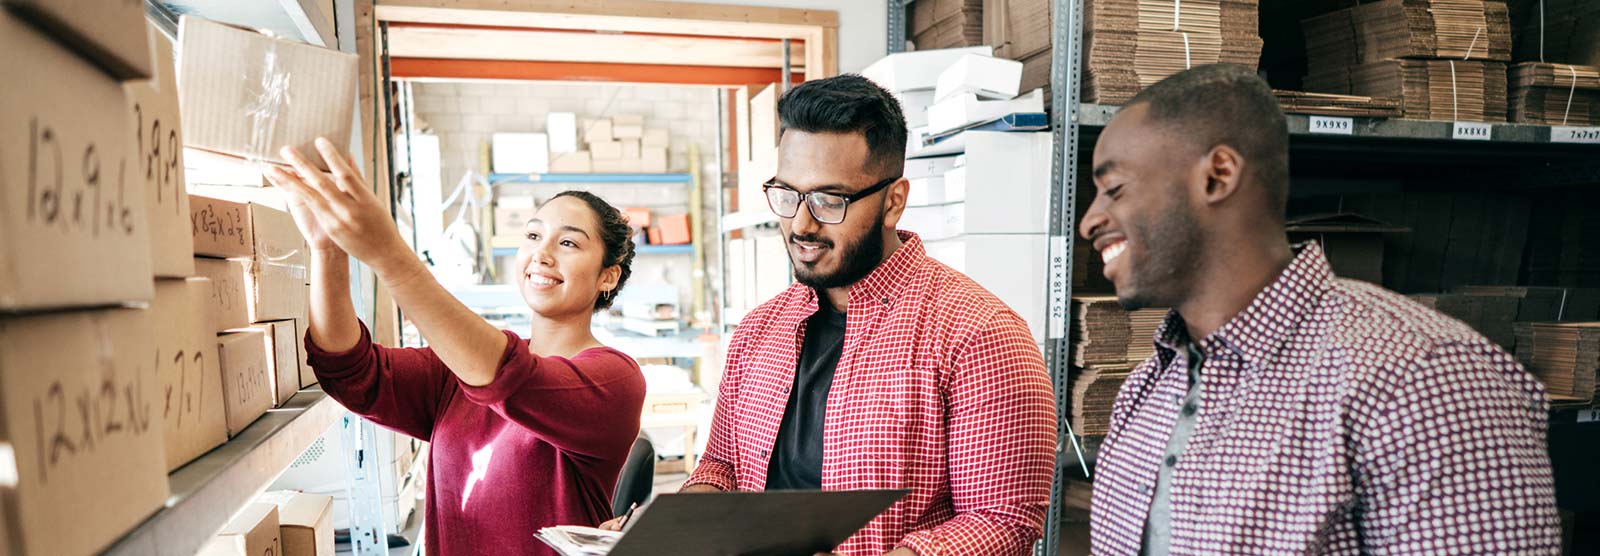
left=2, top=0, right=1599, bottom=554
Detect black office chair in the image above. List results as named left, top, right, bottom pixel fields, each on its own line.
left=613, top=432, right=655, bottom=517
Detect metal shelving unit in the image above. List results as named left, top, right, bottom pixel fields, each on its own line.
left=104, top=389, right=342, bottom=556
left=487, top=172, right=694, bottom=185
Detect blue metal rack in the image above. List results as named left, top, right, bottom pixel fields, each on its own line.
left=488, top=173, right=693, bottom=185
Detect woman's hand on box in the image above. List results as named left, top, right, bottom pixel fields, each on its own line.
left=265, top=138, right=419, bottom=282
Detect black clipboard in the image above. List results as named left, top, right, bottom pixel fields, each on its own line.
left=609, top=490, right=909, bottom=556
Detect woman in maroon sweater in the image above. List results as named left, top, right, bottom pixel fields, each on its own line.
left=265, top=138, right=647, bottom=556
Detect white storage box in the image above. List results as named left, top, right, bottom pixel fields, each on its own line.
left=862, top=46, right=992, bottom=93
left=934, top=54, right=1024, bottom=103
left=904, top=154, right=960, bottom=180
left=897, top=89, right=937, bottom=129
left=956, top=131, right=1052, bottom=235
left=928, top=89, right=1045, bottom=135
left=927, top=234, right=1050, bottom=342
left=491, top=133, right=549, bottom=174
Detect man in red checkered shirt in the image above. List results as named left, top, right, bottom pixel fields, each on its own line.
left=606, top=75, right=1057, bottom=554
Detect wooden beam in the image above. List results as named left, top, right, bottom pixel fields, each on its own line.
left=386, top=24, right=808, bottom=69
left=375, top=0, right=836, bottom=40
left=391, top=57, right=806, bottom=86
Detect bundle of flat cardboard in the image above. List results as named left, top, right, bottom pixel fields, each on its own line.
left=1079, top=0, right=1262, bottom=104
left=1273, top=89, right=1406, bottom=117
left=1513, top=322, right=1600, bottom=406
left=1068, top=296, right=1167, bottom=435
left=1509, top=0, right=1600, bottom=66
left=914, top=0, right=986, bottom=50
left=1308, top=59, right=1509, bottom=122
left=1410, top=293, right=1520, bottom=348
left=1508, top=62, right=1600, bottom=126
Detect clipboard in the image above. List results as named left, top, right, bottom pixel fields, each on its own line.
left=609, top=489, right=909, bottom=556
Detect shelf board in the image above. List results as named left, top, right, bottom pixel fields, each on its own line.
left=721, top=210, right=780, bottom=234
left=105, top=388, right=342, bottom=556
left=158, top=0, right=335, bottom=47
left=488, top=172, right=692, bottom=185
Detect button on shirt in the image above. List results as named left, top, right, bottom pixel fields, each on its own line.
left=686, top=231, right=1057, bottom=555
left=1139, top=343, right=1203, bottom=556
left=1090, top=242, right=1561, bottom=555
left=765, top=300, right=846, bottom=491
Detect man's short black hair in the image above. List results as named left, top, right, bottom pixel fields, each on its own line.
left=1126, top=63, right=1290, bottom=218
left=777, top=74, right=907, bottom=178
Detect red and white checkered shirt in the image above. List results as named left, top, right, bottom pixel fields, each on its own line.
left=687, top=231, right=1057, bottom=556
left=1090, top=242, right=1562, bottom=555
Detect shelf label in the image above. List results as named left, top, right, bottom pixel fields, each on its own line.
left=1309, top=116, right=1354, bottom=135
left=1579, top=409, right=1600, bottom=423
left=1047, top=235, right=1069, bottom=339
left=1452, top=122, right=1492, bottom=141
left=1551, top=126, right=1600, bottom=144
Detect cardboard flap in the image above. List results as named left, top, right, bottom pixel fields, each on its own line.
left=1286, top=212, right=1410, bottom=233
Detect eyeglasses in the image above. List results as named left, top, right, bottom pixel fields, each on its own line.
left=762, top=175, right=900, bottom=225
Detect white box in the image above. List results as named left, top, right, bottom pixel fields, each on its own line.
left=546, top=112, right=578, bottom=153
left=941, top=165, right=969, bottom=204
left=960, top=131, right=1052, bottom=234
left=899, top=203, right=965, bottom=241
left=490, top=133, right=549, bottom=174
left=928, top=89, right=1045, bottom=135
left=934, top=54, right=1024, bottom=103
left=926, top=234, right=1049, bottom=342
left=862, top=46, right=993, bottom=93
left=897, top=89, right=937, bottom=129
left=904, top=154, right=960, bottom=180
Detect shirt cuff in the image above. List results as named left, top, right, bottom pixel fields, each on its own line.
left=896, top=531, right=940, bottom=556
left=304, top=322, right=375, bottom=382
left=682, top=459, right=738, bottom=492
left=455, top=329, right=533, bottom=406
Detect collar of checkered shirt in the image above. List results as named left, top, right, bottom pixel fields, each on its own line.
left=1151, top=241, right=1335, bottom=370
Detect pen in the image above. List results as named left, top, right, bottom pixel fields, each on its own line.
left=618, top=502, right=639, bottom=529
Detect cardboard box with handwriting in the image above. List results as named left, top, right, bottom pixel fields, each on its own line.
left=248, top=320, right=302, bottom=407
left=294, top=317, right=317, bottom=388
left=190, top=195, right=254, bottom=259
left=218, top=328, right=273, bottom=436
left=0, top=308, right=168, bottom=555
left=1, top=13, right=153, bottom=311
left=197, top=503, right=281, bottom=556
left=127, top=22, right=194, bottom=278
left=194, top=257, right=251, bottom=331
left=0, top=0, right=151, bottom=79
left=152, top=278, right=229, bottom=471
left=178, top=16, right=357, bottom=172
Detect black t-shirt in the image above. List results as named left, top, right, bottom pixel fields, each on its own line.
left=764, top=299, right=847, bottom=490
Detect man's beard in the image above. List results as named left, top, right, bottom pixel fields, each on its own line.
left=1115, top=200, right=1201, bottom=312
left=791, top=210, right=887, bottom=290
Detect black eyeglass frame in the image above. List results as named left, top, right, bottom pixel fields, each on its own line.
left=761, top=175, right=901, bottom=225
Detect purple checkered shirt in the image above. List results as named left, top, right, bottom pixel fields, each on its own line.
left=1090, top=242, right=1561, bottom=555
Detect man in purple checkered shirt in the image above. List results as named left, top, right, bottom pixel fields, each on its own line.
left=1080, top=64, right=1562, bottom=555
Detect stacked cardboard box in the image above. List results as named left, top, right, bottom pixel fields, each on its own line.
left=1273, top=89, right=1406, bottom=118
left=580, top=114, right=672, bottom=174
left=1508, top=0, right=1600, bottom=66
left=1073, top=0, right=1262, bottom=104
left=255, top=491, right=336, bottom=556
left=913, top=0, right=985, bottom=50
left=1068, top=296, right=1167, bottom=435
left=1513, top=322, right=1600, bottom=406
left=1455, top=286, right=1600, bottom=322
left=1508, top=62, right=1600, bottom=126
left=0, top=8, right=174, bottom=555
left=1334, top=193, right=1531, bottom=293
left=1410, top=293, right=1520, bottom=348
left=1302, top=0, right=1512, bottom=122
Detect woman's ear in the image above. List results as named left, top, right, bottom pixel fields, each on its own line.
left=599, top=264, right=622, bottom=293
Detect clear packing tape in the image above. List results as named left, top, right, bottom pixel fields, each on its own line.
left=243, top=36, right=292, bottom=170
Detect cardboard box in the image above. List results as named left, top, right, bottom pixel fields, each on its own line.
left=655, top=214, right=691, bottom=245
left=549, top=151, right=592, bottom=173
left=247, top=321, right=301, bottom=407
left=613, top=124, right=644, bottom=139
left=925, top=234, right=1049, bottom=341
left=750, top=84, right=780, bottom=155
left=905, top=154, right=960, bottom=180
left=187, top=182, right=292, bottom=211
left=612, top=114, right=645, bottom=127
left=0, top=308, right=168, bottom=556
left=1286, top=213, right=1407, bottom=285
left=494, top=203, right=536, bottom=237
left=593, top=158, right=643, bottom=173
left=127, top=22, right=195, bottom=278
left=153, top=277, right=229, bottom=472
left=928, top=89, right=1045, bottom=134
left=194, top=257, right=252, bottom=331
left=898, top=89, right=938, bottom=129
left=490, top=132, right=549, bottom=174
left=934, top=54, right=1024, bottom=102
left=1, top=14, right=153, bottom=311
left=641, top=147, right=669, bottom=173
left=292, top=317, right=315, bottom=387
left=1, top=0, right=151, bottom=79
left=218, top=328, right=274, bottom=436
left=245, top=259, right=310, bottom=323
left=623, top=207, right=652, bottom=228
left=983, top=0, right=1053, bottom=61
left=642, top=128, right=670, bottom=148
left=177, top=16, right=357, bottom=172
left=900, top=203, right=966, bottom=241
left=249, top=200, right=309, bottom=269
left=590, top=140, right=623, bottom=160
left=257, top=492, right=335, bottom=556
left=621, top=139, right=642, bottom=160
left=583, top=118, right=614, bottom=144
left=862, top=46, right=993, bottom=92
left=546, top=112, right=578, bottom=153
left=191, top=195, right=255, bottom=259
left=198, top=503, right=281, bottom=556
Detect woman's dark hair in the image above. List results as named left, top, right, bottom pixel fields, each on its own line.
left=551, top=190, right=635, bottom=311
